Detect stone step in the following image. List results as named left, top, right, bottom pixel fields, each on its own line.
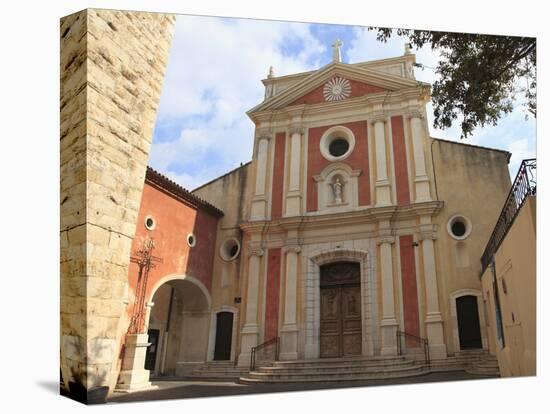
left=248, top=363, right=423, bottom=378
left=257, top=361, right=416, bottom=374
left=271, top=356, right=407, bottom=368
left=240, top=367, right=428, bottom=384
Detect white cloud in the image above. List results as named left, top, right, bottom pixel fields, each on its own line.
left=149, top=15, right=326, bottom=189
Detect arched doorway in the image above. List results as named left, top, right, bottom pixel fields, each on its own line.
left=456, top=295, right=483, bottom=349
left=319, top=261, right=362, bottom=358
left=146, top=276, right=211, bottom=376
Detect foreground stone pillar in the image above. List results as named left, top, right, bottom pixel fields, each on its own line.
left=280, top=243, right=301, bottom=360
left=378, top=227, right=398, bottom=355
left=60, top=9, right=176, bottom=400
left=420, top=222, right=447, bottom=359
left=407, top=108, right=432, bottom=202
left=372, top=112, right=392, bottom=206
left=238, top=244, right=263, bottom=366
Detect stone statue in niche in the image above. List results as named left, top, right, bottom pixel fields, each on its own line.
left=331, top=177, right=344, bottom=204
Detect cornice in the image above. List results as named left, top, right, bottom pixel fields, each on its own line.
left=240, top=201, right=444, bottom=235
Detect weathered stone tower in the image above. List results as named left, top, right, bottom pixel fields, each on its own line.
left=60, top=9, right=175, bottom=402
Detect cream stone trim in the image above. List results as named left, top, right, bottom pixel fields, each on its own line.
left=219, top=237, right=241, bottom=261
left=319, top=125, right=356, bottom=162
left=305, top=248, right=374, bottom=358
left=449, top=289, right=488, bottom=353
left=147, top=273, right=212, bottom=309
left=446, top=214, right=472, bottom=240
left=186, top=232, right=196, bottom=247
left=313, top=162, right=362, bottom=213
left=207, top=306, right=239, bottom=362
left=144, top=215, right=156, bottom=231
left=249, top=62, right=424, bottom=114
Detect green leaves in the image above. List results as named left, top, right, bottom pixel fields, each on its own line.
left=371, top=28, right=536, bottom=138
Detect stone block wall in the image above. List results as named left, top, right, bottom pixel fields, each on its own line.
left=60, top=8, right=175, bottom=397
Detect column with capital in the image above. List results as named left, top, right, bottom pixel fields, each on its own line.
left=237, top=244, right=264, bottom=366
left=250, top=129, right=271, bottom=220
left=285, top=124, right=303, bottom=217
left=372, top=111, right=392, bottom=206
left=279, top=242, right=301, bottom=360
left=378, top=223, right=398, bottom=355
left=407, top=108, right=432, bottom=202
left=419, top=218, right=447, bottom=359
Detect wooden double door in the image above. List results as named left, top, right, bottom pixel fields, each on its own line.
left=320, top=262, right=362, bottom=358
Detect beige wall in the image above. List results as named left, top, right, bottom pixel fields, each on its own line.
left=193, top=163, right=251, bottom=359
left=60, top=9, right=175, bottom=392
left=481, top=196, right=536, bottom=376
left=430, top=139, right=511, bottom=354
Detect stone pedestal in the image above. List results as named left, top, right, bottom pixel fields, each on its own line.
left=380, top=318, right=399, bottom=355
left=115, top=334, right=156, bottom=393
left=237, top=325, right=259, bottom=367
left=279, top=324, right=299, bottom=360
left=426, top=313, right=448, bottom=360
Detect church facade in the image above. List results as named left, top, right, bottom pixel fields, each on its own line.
left=119, top=44, right=513, bottom=385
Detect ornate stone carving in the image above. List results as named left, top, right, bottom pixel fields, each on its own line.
left=323, top=77, right=351, bottom=101
left=283, top=244, right=302, bottom=254
left=370, top=111, right=387, bottom=124
left=406, top=109, right=424, bottom=120
left=255, top=128, right=272, bottom=141
left=376, top=236, right=395, bottom=246
left=289, top=124, right=305, bottom=136
left=330, top=176, right=344, bottom=204
left=248, top=244, right=265, bottom=257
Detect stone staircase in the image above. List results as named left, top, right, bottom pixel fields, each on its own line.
left=430, top=349, right=500, bottom=377
left=186, top=361, right=248, bottom=381
left=239, top=356, right=428, bottom=384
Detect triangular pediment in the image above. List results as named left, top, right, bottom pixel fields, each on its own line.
left=248, top=62, right=425, bottom=116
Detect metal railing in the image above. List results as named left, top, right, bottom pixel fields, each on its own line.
left=396, top=330, right=430, bottom=369
left=480, top=159, right=536, bottom=274
left=250, top=337, right=280, bottom=371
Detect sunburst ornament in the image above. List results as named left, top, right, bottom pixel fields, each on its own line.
left=323, top=77, right=351, bottom=102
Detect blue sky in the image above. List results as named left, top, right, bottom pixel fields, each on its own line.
left=150, top=14, right=536, bottom=190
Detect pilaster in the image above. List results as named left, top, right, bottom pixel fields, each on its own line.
left=280, top=242, right=301, bottom=360
left=377, top=222, right=398, bottom=355
left=371, top=111, right=392, bottom=207
left=237, top=243, right=264, bottom=366
left=418, top=218, right=447, bottom=359
left=406, top=107, right=432, bottom=203
left=285, top=124, right=304, bottom=217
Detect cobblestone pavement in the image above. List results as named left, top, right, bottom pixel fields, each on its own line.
left=109, top=372, right=499, bottom=404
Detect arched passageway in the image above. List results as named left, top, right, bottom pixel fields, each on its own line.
left=146, top=277, right=211, bottom=376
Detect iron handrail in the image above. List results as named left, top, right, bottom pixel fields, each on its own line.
left=250, top=337, right=280, bottom=371
left=396, top=330, right=430, bottom=369
left=480, top=158, right=536, bottom=274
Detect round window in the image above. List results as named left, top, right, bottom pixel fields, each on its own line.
left=320, top=126, right=355, bottom=162
left=220, top=238, right=241, bottom=261
left=447, top=215, right=472, bottom=240
left=329, top=138, right=349, bottom=157
left=187, top=233, right=196, bottom=247
left=144, top=215, right=156, bottom=231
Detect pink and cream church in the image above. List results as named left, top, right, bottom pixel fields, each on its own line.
left=115, top=41, right=515, bottom=388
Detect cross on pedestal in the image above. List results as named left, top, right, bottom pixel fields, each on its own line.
left=332, top=39, right=343, bottom=63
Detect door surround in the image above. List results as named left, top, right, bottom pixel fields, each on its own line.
left=207, top=306, right=239, bottom=362
left=450, top=289, right=488, bottom=353
left=305, top=248, right=375, bottom=359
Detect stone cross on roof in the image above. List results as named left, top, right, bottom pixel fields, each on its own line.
left=332, top=39, right=343, bottom=63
